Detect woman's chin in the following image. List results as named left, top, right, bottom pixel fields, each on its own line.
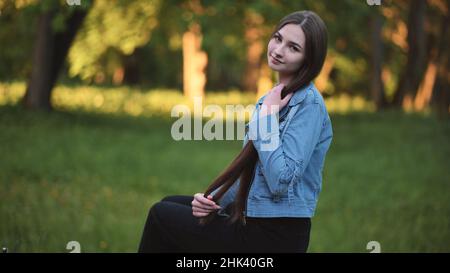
left=268, top=64, right=287, bottom=74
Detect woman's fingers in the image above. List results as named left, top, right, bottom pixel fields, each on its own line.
left=192, top=211, right=210, bottom=217
left=193, top=193, right=221, bottom=209
left=273, top=83, right=284, bottom=93
left=200, top=195, right=219, bottom=207
left=262, top=84, right=289, bottom=114
left=192, top=206, right=215, bottom=218
left=269, top=83, right=284, bottom=92
left=192, top=206, right=215, bottom=213
left=192, top=200, right=220, bottom=212
left=192, top=192, right=216, bottom=208
left=194, top=193, right=215, bottom=205
left=192, top=193, right=222, bottom=218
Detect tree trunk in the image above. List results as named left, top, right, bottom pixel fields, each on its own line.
left=242, top=11, right=264, bottom=93
left=432, top=1, right=450, bottom=118
left=243, top=33, right=263, bottom=92
left=23, top=8, right=87, bottom=110
left=182, top=23, right=207, bottom=99
left=414, top=53, right=437, bottom=111
left=392, top=0, right=427, bottom=108
left=123, top=49, right=141, bottom=85
left=314, top=53, right=335, bottom=93
left=370, top=12, right=388, bottom=110
left=23, top=10, right=55, bottom=111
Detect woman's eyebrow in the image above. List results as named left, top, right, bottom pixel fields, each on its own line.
left=275, top=31, right=303, bottom=49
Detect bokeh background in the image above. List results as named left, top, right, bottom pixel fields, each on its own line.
left=0, top=0, right=449, bottom=252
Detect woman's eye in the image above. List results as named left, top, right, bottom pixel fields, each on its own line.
left=274, top=35, right=281, bottom=42
left=291, top=46, right=299, bottom=52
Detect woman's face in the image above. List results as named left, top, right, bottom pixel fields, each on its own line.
left=267, top=23, right=306, bottom=76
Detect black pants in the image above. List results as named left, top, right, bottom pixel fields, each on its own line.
left=138, top=195, right=311, bottom=253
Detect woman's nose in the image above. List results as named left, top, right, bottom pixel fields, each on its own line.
left=273, top=46, right=283, bottom=58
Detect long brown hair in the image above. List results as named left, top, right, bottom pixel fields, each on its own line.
left=201, top=10, right=328, bottom=225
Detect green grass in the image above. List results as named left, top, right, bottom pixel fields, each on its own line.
left=0, top=105, right=246, bottom=252
left=312, top=112, right=450, bottom=252
left=0, top=97, right=449, bottom=252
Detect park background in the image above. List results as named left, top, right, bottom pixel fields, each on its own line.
left=0, top=0, right=449, bottom=252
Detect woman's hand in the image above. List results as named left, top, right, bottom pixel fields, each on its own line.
left=260, top=84, right=293, bottom=116
left=192, top=193, right=221, bottom=218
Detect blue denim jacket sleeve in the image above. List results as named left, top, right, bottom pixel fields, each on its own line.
left=248, top=101, right=324, bottom=194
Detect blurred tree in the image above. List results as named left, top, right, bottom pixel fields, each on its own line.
left=384, top=0, right=449, bottom=114
left=431, top=0, right=449, bottom=118
left=180, top=0, right=207, bottom=99
left=196, top=1, right=247, bottom=91
left=182, top=22, right=207, bottom=99
left=393, top=0, right=427, bottom=109
left=23, top=0, right=92, bottom=110
left=414, top=0, right=449, bottom=116
left=2, top=0, right=445, bottom=114
left=369, top=7, right=388, bottom=109
left=0, top=1, right=36, bottom=80
left=378, top=1, right=408, bottom=102
left=136, top=0, right=185, bottom=89
left=242, top=8, right=265, bottom=93
left=68, top=0, right=161, bottom=84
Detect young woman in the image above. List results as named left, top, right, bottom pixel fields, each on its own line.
left=138, top=10, right=333, bottom=253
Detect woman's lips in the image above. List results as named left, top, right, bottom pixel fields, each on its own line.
left=270, top=55, right=283, bottom=65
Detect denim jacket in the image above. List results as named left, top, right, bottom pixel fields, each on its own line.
left=213, top=82, right=333, bottom=218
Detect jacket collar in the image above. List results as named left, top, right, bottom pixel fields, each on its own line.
left=257, top=82, right=313, bottom=107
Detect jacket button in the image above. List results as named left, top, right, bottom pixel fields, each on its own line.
left=257, top=164, right=264, bottom=175
left=272, top=195, right=281, bottom=203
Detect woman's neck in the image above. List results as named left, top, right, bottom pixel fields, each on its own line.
left=277, top=73, right=294, bottom=86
